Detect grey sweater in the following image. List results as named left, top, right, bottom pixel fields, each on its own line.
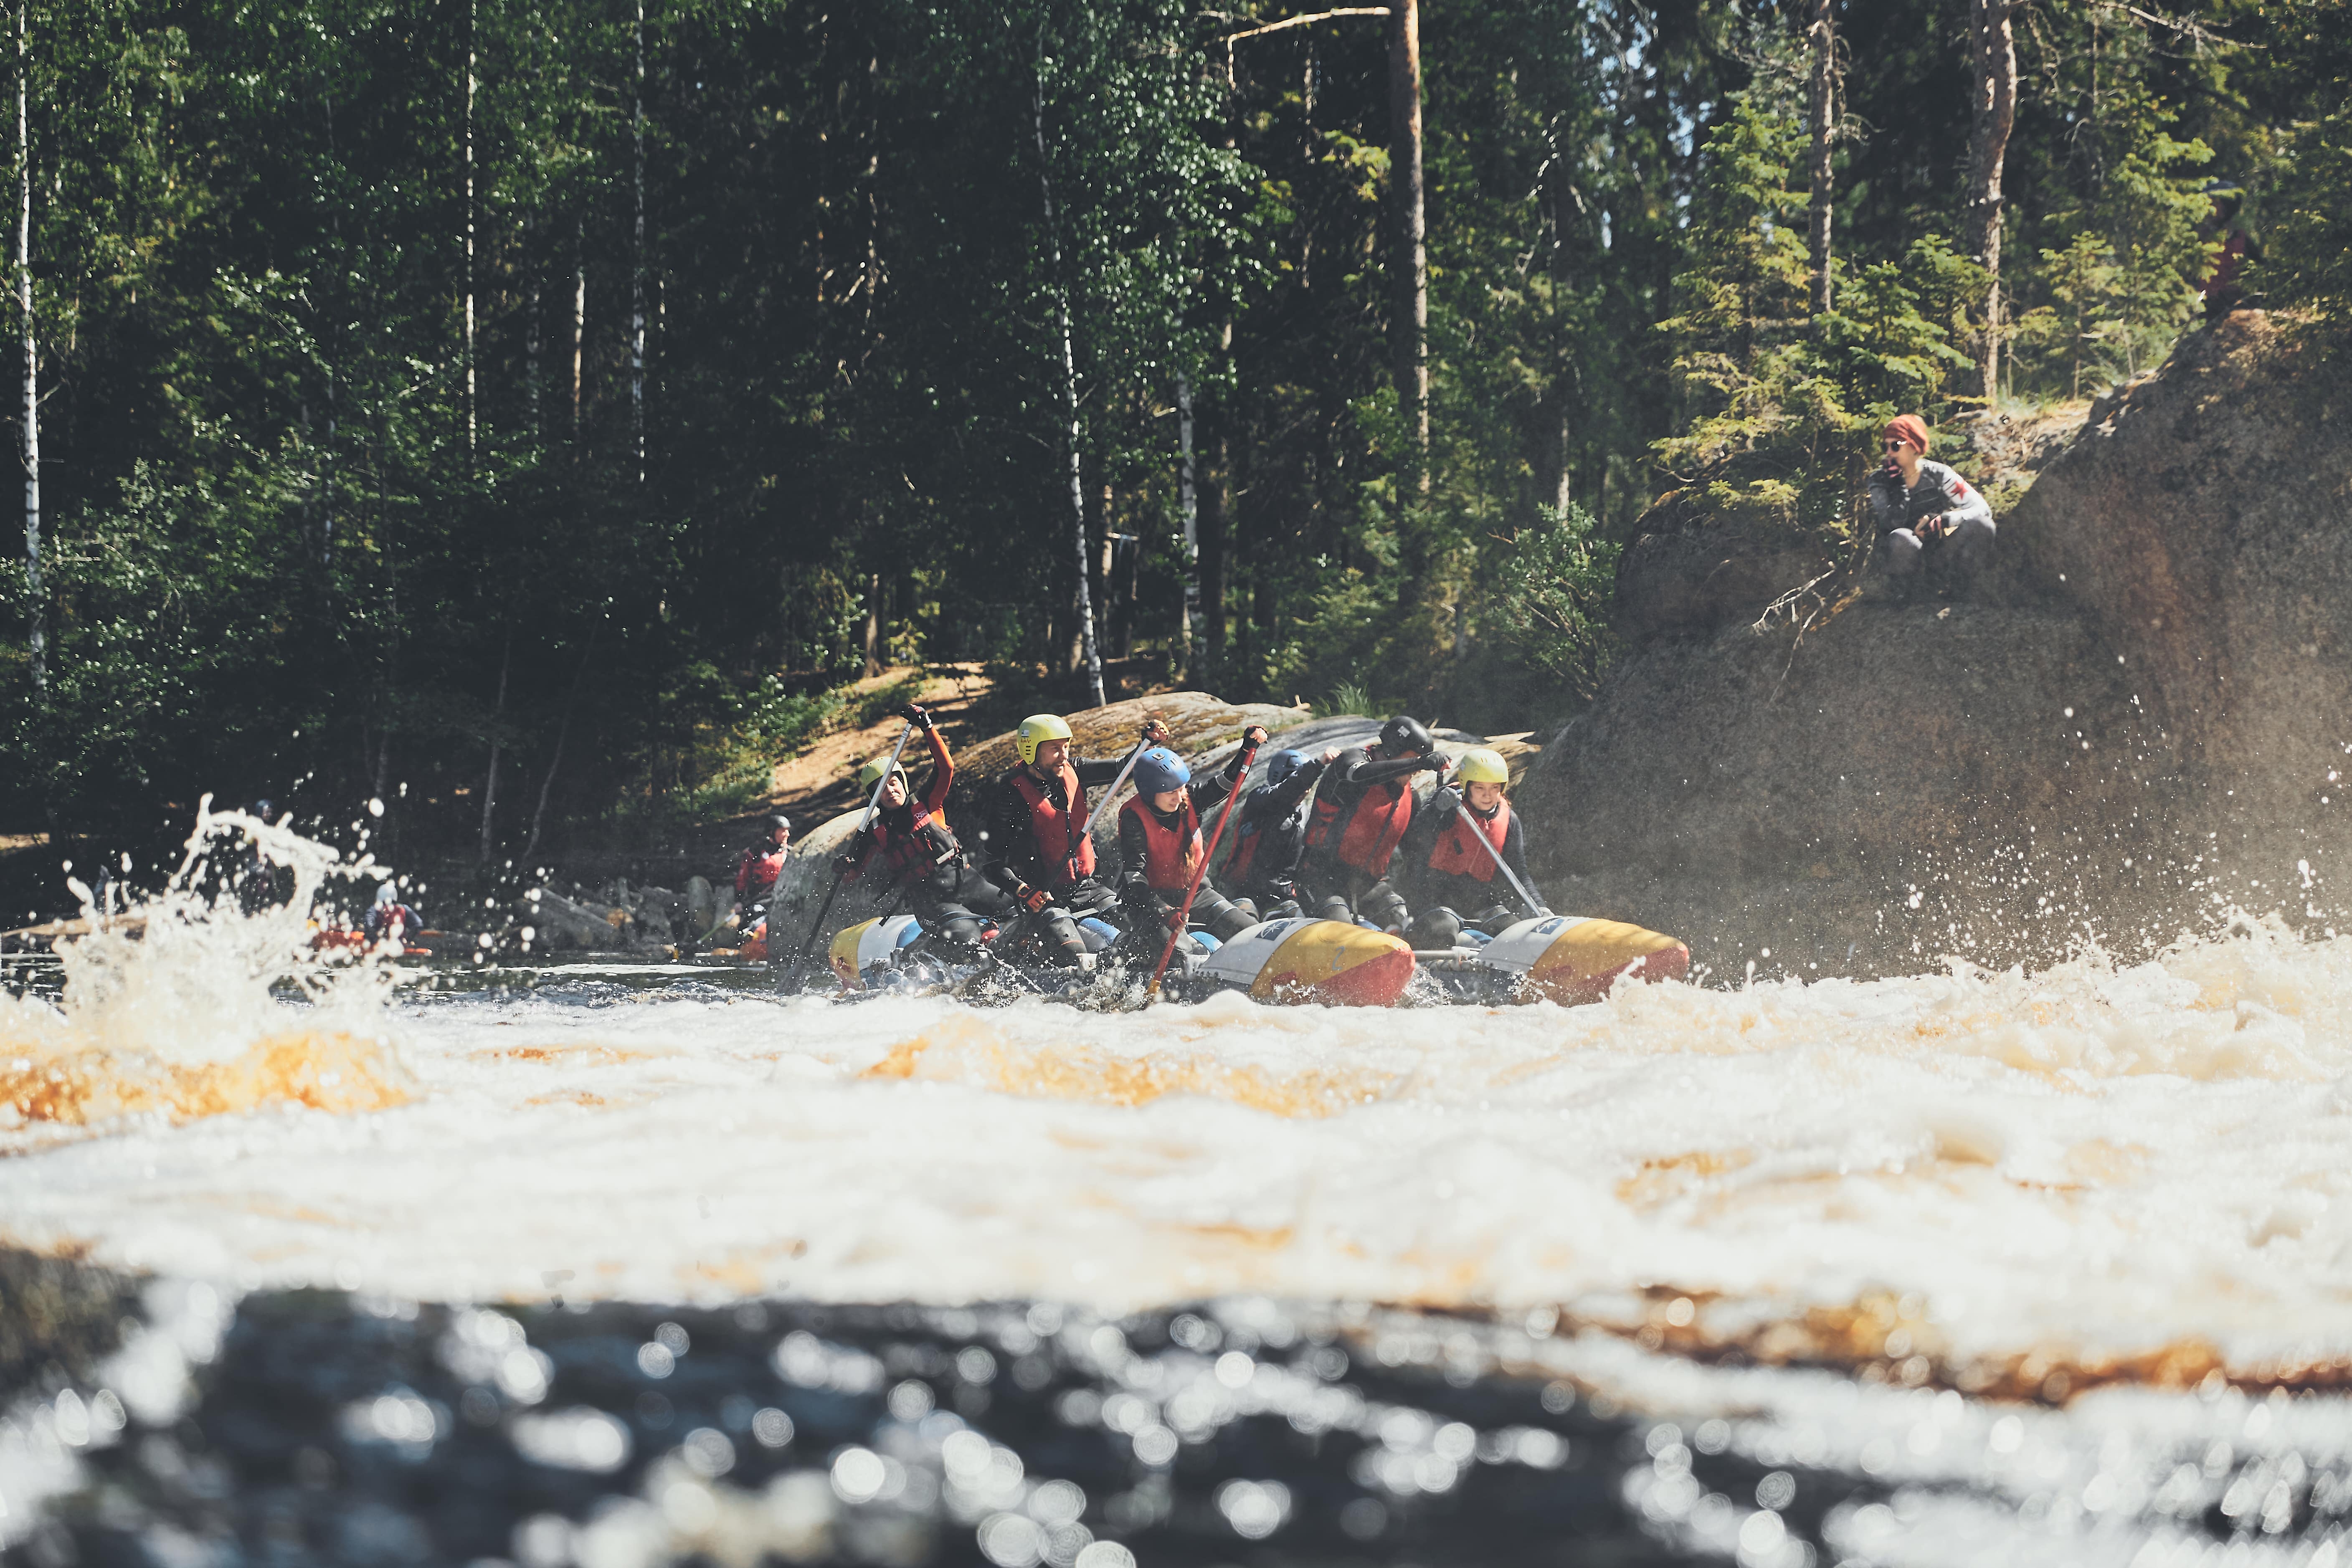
left=1868, top=458, right=1993, bottom=537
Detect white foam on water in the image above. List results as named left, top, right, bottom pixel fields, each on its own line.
left=4, top=812, right=2351, bottom=1390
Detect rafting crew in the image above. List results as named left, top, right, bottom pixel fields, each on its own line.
left=1400, top=747, right=1537, bottom=947
left=983, top=712, right=1172, bottom=966
left=832, top=703, right=1011, bottom=956
left=1296, top=714, right=1447, bottom=934
left=1223, top=746, right=1341, bottom=917
left=1114, top=727, right=1270, bottom=959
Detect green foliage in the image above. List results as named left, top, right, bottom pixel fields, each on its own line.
left=1486, top=505, right=1620, bottom=696
left=1652, top=94, right=1982, bottom=548
left=2260, top=106, right=2352, bottom=327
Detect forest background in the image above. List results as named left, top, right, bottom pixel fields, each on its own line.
left=0, top=0, right=2347, bottom=889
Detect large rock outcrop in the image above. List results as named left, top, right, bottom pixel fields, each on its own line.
left=1518, top=313, right=2352, bottom=976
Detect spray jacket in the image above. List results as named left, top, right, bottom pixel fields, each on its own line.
left=735, top=842, right=787, bottom=902
left=840, top=725, right=963, bottom=896
left=1867, top=458, right=1992, bottom=539
left=1225, top=756, right=1330, bottom=897
left=1407, top=786, right=1533, bottom=913
left=983, top=752, right=1130, bottom=900
left=1115, top=747, right=1249, bottom=914
left=1304, top=747, right=1432, bottom=878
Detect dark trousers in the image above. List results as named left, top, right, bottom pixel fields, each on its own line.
left=1299, top=856, right=1409, bottom=931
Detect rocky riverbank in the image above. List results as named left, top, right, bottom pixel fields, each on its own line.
left=1518, top=312, right=2352, bottom=976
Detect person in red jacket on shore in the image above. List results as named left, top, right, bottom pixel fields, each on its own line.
left=833, top=703, right=1011, bottom=953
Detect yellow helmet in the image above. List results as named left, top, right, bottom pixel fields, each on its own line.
left=857, top=755, right=908, bottom=791
left=1016, top=713, right=1073, bottom=766
left=1454, top=747, right=1510, bottom=785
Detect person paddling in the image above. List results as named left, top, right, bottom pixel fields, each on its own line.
left=1224, top=746, right=1340, bottom=917
left=1871, top=415, right=1995, bottom=593
left=983, top=712, right=1170, bottom=966
left=833, top=703, right=1011, bottom=957
left=1114, top=728, right=1270, bottom=959
left=1402, top=747, right=1536, bottom=946
left=734, top=815, right=791, bottom=913
left=1297, top=714, right=1447, bottom=934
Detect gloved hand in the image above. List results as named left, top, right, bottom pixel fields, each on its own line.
left=1916, top=513, right=1949, bottom=541
left=1021, top=885, right=1055, bottom=914
left=897, top=702, right=932, bottom=729
left=1141, top=716, right=1173, bottom=746
left=1417, top=752, right=1449, bottom=773
left=1242, top=724, right=1269, bottom=750
left=831, top=850, right=860, bottom=875
left=1164, top=906, right=1190, bottom=933
left=1432, top=785, right=1462, bottom=814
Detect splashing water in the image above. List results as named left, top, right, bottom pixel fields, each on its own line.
left=0, top=800, right=412, bottom=1130
left=10, top=815, right=2352, bottom=1561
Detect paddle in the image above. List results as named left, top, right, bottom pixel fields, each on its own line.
left=775, top=719, right=916, bottom=993
left=1147, top=735, right=1260, bottom=998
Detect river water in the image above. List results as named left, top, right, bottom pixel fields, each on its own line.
left=3, top=813, right=2351, bottom=1565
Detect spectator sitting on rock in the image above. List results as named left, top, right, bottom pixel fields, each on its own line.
left=1871, top=414, right=1995, bottom=594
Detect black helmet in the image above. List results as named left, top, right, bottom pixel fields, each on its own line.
left=769, top=814, right=791, bottom=836
left=1377, top=715, right=1435, bottom=757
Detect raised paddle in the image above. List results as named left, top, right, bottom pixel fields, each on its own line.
left=1147, top=735, right=1261, bottom=998
left=776, top=718, right=916, bottom=993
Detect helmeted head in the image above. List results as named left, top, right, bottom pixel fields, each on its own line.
left=1455, top=747, right=1509, bottom=809
left=1266, top=749, right=1309, bottom=788
left=1376, top=715, right=1435, bottom=759
left=857, top=755, right=910, bottom=807
left=1016, top=714, right=1074, bottom=770
left=1133, top=746, right=1190, bottom=809
left=253, top=798, right=275, bottom=820
left=1454, top=748, right=1508, bottom=786
left=2204, top=177, right=2244, bottom=225
left=375, top=882, right=398, bottom=907
left=767, top=813, right=792, bottom=846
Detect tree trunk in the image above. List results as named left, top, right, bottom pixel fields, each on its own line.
left=630, top=0, right=646, bottom=484
left=1031, top=70, right=1105, bottom=709
left=479, top=632, right=509, bottom=863
left=1386, top=0, right=1428, bottom=491
left=463, top=0, right=477, bottom=460
left=1175, top=372, right=1198, bottom=674
left=861, top=570, right=882, bottom=678
left=16, top=0, right=38, bottom=697
left=1967, top=0, right=2017, bottom=402
left=1199, top=413, right=1229, bottom=677
left=524, top=629, right=598, bottom=871
left=1807, top=0, right=1835, bottom=324
left=570, top=222, right=584, bottom=443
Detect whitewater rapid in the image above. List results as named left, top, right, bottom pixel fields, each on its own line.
left=8, top=866, right=2352, bottom=1390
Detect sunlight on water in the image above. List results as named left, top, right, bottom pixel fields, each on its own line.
left=4, top=814, right=2352, bottom=1407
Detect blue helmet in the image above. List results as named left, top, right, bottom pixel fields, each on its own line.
left=1133, top=746, right=1190, bottom=796
left=1266, top=749, right=1308, bottom=787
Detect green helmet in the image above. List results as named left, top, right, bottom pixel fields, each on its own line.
left=857, top=755, right=908, bottom=792
left=1016, top=713, right=1073, bottom=766
left=1455, top=747, right=1510, bottom=785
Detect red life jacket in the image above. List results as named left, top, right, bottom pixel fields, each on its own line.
left=1428, top=798, right=1511, bottom=882
left=738, top=846, right=786, bottom=898
left=1120, top=795, right=1202, bottom=894
left=1306, top=778, right=1414, bottom=876
left=872, top=806, right=958, bottom=884
left=1011, top=762, right=1096, bottom=886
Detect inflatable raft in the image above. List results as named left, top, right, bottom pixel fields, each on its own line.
left=820, top=909, right=1684, bottom=1008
